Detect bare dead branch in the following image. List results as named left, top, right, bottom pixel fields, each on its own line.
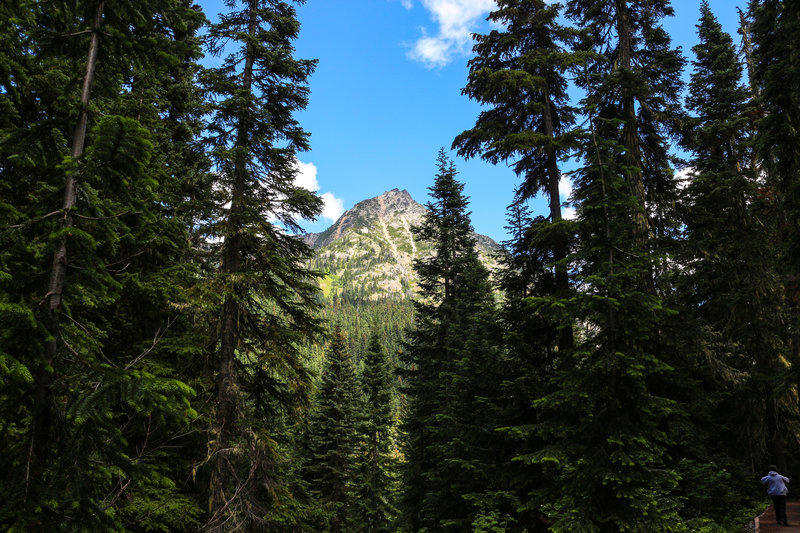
left=125, top=315, right=179, bottom=369
left=2, top=210, right=64, bottom=230
left=73, top=209, right=132, bottom=220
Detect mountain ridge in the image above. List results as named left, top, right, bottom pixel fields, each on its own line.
left=305, top=189, right=500, bottom=301
left=305, top=189, right=423, bottom=249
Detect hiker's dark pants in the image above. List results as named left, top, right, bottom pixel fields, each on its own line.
left=772, top=495, right=788, bottom=524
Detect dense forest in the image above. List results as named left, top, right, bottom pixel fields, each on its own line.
left=1, top=0, right=799, bottom=531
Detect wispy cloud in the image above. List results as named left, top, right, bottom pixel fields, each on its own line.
left=295, top=161, right=345, bottom=223
left=407, top=0, right=495, bottom=68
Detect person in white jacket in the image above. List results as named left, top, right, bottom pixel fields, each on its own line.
left=761, top=464, right=790, bottom=526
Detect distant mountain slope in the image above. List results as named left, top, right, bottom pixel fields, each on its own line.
left=305, top=189, right=500, bottom=301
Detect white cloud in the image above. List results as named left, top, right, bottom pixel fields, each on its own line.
left=401, top=0, right=414, bottom=8
left=320, top=192, right=345, bottom=222
left=293, top=160, right=345, bottom=224
left=408, top=0, right=495, bottom=68
left=559, top=174, right=573, bottom=201
left=294, top=160, right=320, bottom=192
left=559, top=174, right=576, bottom=220
left=410, top=34, right=451, bottom=67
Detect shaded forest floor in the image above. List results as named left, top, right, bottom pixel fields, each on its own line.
left=756, top=499, right=800, bottom=531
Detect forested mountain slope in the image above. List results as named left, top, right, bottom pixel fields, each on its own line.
left=301, top=189, right=498, bottom=368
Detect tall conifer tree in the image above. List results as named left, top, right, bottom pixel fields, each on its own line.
left=531, top=109, right=682, bottom=532
left=677, top=1, right=787, bottom=481
left=102, top=4, right=214, bottom=527
left=359, top=332, right=399, bottom=532
left=303, top=325, right=363, bottom=532
left=0, top=2, right=206, bottom=528
left=201, top=0, right=323, bottom=528
left=490, top=208, right=570, bottom=530
left=566, top=0, right=685, bottom=266
left=401, top=150, right=501, bottom=531
left=525, top=1, right=687, bottom=529
left=454, top=0, right=577, bottom=351
left=751, top=0, right=800, bottom=471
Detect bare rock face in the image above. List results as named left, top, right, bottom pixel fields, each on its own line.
left=305, top=189, right=499, bottom=301
left=305, top=189, right=425, bottom=249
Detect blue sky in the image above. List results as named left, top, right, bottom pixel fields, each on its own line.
left=201, top=0, right=747, bottom=243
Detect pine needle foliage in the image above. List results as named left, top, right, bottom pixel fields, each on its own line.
left=454, top=0, right=579, bottom=205
left=674, top=1, right=788, bottom=494
left=454, top=0, right=581, bottom=355
left=749, top=0, right=800, bottom=473
left=529, top=122, right=683, bottom=531
left=521, top=1, right=689, bottom=528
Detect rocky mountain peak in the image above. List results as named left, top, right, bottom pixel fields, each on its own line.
left=304, top=189, right=425, bottom=250
left=379, top=188, right=418, bottom=212
left=305, top=189, right=500, bottom=301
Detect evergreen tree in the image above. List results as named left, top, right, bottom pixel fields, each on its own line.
left=358, top=331, right=399, bottom=532
left=751, top=0, right=800, bottom=471
left=102, top=4, right=215, bottom=528
left=400, top=150, right=501, bottom=531
left=490, top=207, right=567, bottom=530
left=303, top=325, right=363, bottom=532
left=676, top=0, right=787, bottom=490
left=201, top=0, right=323, bottom=528
left=530, top=110, right=682, bottom=532
left=454, top=0, right=578, bottom=351
left=753, top=1, right=800, bottom=253
left=522, top=1, right=688, bottom=528
left=0, top=2, right=206, bottom=528
left=646, top=4, right=793, bottom=524
left=566, top=0, right=685, bottom=266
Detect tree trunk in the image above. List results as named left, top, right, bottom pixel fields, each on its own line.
left=542, top=88, right=574, bottom=351
left=766, top=397, right=787, bottom=473
left=29, top=0, right=104, bottom=492
left=208, top=1, right=258, bottom=525
left=614, top=0, right=651, bottom=293
left=737, top=7, right=762, bottom=180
